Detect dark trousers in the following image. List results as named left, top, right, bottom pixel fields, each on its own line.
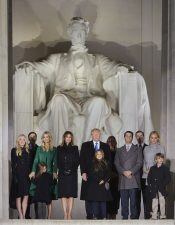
left=120, top=188, right=138, bottom=219
left=91, top=201, right=106, bottom=219
left=144, top=185, right=152, bottom=219
left=25, top=200, right=39, bottom=219
left=85, top=201, right=94, bottom=219
left=136, top=178, right=151, bottom=219
left=136, top=178, right=147, bottom=218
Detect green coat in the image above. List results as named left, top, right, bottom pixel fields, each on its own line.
left=29, top=146, right=58, bottom=198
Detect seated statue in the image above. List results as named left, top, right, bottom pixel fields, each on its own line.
left=14, top=17, right=153, bottom=146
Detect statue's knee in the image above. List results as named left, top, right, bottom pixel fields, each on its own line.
left=52, top=95, right=65, bottom=105
left=91, top=97, right=107, bottom=107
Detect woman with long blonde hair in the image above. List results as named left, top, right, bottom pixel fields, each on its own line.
left=10, top=134, right=31, bottom=219
left=29, top=131, right=57, bottom=219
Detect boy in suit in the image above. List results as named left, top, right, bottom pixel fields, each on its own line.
left=147, top=153, right=171, bottom=219
left=115, top=131, right=142, bottom=219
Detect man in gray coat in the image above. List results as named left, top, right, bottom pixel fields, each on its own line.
left=115, top=131, right=142, bottom=219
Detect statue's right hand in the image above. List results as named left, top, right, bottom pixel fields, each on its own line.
left=29, top=171, right=35, bottom=179
left=82, top=173, right=87, bottom=181
left=16, top=61, right=30, bottom=70
left=16, top=62, right=36, bottom=75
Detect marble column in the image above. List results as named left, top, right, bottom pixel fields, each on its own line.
left=161, top=0, right=175, bottom=219
left=0, top=0, right=9, bottom=219
left=161, top=0, right=175, bottom=170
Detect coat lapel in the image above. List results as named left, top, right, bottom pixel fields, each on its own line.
left=122, top=144, right=135, bottom=161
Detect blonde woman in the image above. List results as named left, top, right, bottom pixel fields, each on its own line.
left=29, top=131, right=57, bottom=219
left=10, top=134, right=31, bottom=219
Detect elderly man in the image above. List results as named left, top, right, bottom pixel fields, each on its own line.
left=80, top=128, right=111, bottom=219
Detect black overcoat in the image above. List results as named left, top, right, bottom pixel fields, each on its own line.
left=57, top=144, right=79, bottom=198
left=85, top=161, right=112, bottom=201
left=80, top=141, right=111, bottom=200
left=9, top=148, right=31, bottom=209
left=147, top=164, right=171, bottom=199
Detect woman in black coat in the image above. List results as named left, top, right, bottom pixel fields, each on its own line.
left=86, top=149, right=112, bottom=219
left=106, top=136, right=120, bottom=219
left=10, top=134, right=31, bottom=219
left=57, top=131, right=79, bottom=220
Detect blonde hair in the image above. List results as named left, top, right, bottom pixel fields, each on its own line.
left=41, top=131, right=53, bottom=151
left=16, top=134, right=29, bottom=156
left=91, top=128, right=101, bottom=134
left=149, top=131, right=160, bottom=143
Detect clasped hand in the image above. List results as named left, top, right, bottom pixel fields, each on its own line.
left=123, top=170, right=132, bottom=178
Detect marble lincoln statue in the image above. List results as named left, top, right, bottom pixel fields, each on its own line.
left=14, top=17, right=153, bottom=146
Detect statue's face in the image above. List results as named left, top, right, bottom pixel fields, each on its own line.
left=69, top=23, right=87, bottom=46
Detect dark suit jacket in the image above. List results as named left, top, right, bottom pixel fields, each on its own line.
left=80, top=140, right=111, bottom=200
left=115, top=144, right=143, bottom=190
left=137, top=143, right=148, bottom=157
left=137, top=143, right=148, bottom=177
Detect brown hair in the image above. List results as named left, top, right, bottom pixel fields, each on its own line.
left=107, top=136, right=117, bottom=149
left=36, top=162, right=47, bottom=178
left=61, top=131, right=74, bottom=146
left=155, top=153, right=164, bottom=160
left=93, top=150, right=107, bottom=172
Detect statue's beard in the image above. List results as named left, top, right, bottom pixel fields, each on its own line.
left=70, top=45, right=88, bottom=54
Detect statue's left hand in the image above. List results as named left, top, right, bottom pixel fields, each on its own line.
left=117, top=64, right=135, bottom=73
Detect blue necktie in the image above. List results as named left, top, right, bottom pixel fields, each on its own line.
left=95, top=142, right=99, bottom=151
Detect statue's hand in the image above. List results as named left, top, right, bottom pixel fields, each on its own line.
left=15, top=62, right=40, bottom=76
left=117, top=63, right=135, bottom=73
left=16, top=61, right=33, bottom=70
left=117, top=66, right=129, bottom=73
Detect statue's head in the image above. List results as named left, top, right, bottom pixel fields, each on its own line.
left=67, top=17, right=89, bottom=47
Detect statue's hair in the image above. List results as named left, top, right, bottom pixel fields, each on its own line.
left=16, top=134, right=29, bottom=156
left=67, top=17, right=89, bottom=36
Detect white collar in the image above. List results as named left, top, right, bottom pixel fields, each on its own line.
left=126, top=143, right=132, bottom=147
left=93, top=140, right=100, bottom=144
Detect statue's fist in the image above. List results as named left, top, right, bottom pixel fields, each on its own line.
left=117, top=63, right=135, bottom=73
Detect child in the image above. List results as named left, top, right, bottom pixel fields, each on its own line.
left=147, top=153, right=171, bottom=219
left=31, top=162, right=57, bottom=219
left=86, top=149, right=112, bottom=219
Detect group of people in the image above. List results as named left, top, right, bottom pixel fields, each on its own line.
left=10, top=128, right=171, bottom=220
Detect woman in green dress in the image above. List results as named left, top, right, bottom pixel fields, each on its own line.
left=29, top=131, right=57, bottom=219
